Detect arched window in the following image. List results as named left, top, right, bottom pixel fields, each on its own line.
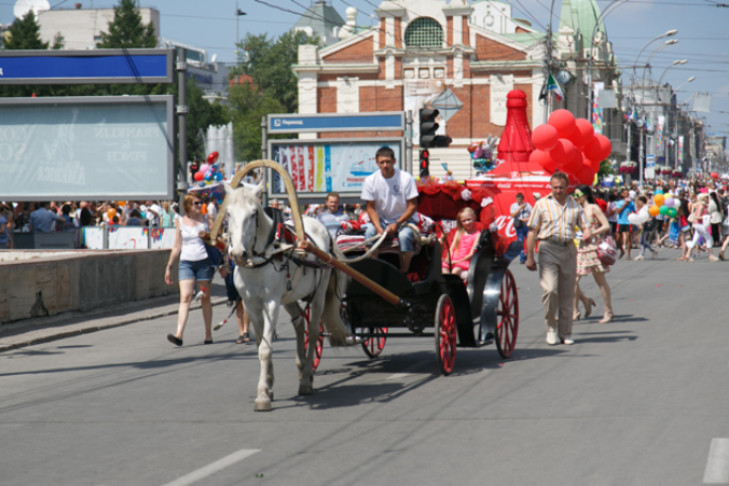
left=404, top=17, right=443, bottom=49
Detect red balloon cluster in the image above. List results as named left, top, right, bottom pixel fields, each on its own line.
left=529, top=110, right=612, bottom=186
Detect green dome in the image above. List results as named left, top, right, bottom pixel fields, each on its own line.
left=559, top=0, right=605, bottom=42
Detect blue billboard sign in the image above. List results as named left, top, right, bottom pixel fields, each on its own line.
left=0, top=49, right=174, bottom=84
left=268, top=112, right=404, bottom=134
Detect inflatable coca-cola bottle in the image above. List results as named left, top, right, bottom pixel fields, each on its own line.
left=496, top=90, right=534, bottom=173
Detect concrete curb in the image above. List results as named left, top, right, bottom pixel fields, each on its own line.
left=0, top=296, right=229, bottom=353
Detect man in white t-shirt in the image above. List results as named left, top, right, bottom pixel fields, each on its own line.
left=361, top=146, right=419, bottom=272
left=145, top=200, right=163, bottom=227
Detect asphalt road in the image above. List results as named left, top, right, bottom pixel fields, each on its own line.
left=1, top=248, right=729, bottom=486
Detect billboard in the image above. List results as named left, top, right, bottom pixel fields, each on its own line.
left=0, top=95, right=175, bottom=201
left=0, top=49, right=174, bottom=84
left=268, top=138, right=404, bottom=199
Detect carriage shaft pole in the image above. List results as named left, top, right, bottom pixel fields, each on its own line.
left=298, top=241, right=404, bottom=308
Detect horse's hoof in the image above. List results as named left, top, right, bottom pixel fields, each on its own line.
left=298, top=384, right=313, bottom=395
left=254, top=400, right=272, bottom=412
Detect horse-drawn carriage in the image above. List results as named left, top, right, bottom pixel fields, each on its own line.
left=212, top=160, right=520, bottom=410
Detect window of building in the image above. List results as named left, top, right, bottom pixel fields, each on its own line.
left=404, top=17, right=443, bottom=49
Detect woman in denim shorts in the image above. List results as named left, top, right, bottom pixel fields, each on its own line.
left=164, top=193, right=214, bottom=346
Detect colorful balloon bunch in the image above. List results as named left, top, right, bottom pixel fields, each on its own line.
left=468, top=140, right=495, bottom=172
left=648, top=190, right=678, bottom=219
left=192, top=151, right=224, bottom=187
left=529, top=109, right=612, bottom=186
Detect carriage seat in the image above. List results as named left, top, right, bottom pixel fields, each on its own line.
left=334, top=212, right=436, bottom=254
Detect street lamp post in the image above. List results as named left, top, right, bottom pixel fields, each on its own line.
left=656, top=59, right=688, bottom=98
left=543, top=0, right=558, bottom=123
left=637, top=40, right=679, bottom=186
left=586, top=0, right=626, bottom=120
left=235, top=4, right=247, bottom=60
left=631, top=29, right=678, bottom=85
left=627, top=30, right=677, bottom=187
left=669, top=78, right=694, bottom=169
left=641, top=39, right=679, bottom=90
left=654, top=60, right=687, bottom=173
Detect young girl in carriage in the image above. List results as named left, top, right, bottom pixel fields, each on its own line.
left=441, top=207, right=481, bottom=280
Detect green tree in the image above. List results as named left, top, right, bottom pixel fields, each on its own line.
left=0, top=11, right=59, bottom=97
left=51, top=33, right=65, bottom=50
left=4, top=11, right=48, bottom=50
left=231, top=30, right=322, bottom=113
left=171, top=78, right=231, bottom=161
left=92, top=0, right=161, bottom=97
left=96, top=0, right=156, bottom=49
left=228, top=79, right=285, bottom=162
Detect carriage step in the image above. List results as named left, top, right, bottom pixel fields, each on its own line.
left=320, top=333, right=363, bottom=345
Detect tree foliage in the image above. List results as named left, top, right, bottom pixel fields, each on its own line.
left=0, top=12, right=60, bottom=97
left=4, top=11, right=48, bottom=50
left=230, top=30, right=322, bottom=114
left=170, top=79, right=231, bottom=161
left=228, top=80, right=285, bottom=162
left=96, top=0, right=156, bottom=49
left=0, top=0, right=228, bottom=166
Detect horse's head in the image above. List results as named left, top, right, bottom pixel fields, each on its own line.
left=225, top=183, right=264, bottom=264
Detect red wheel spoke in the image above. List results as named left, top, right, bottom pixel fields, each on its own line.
left=495, top=270, right=519, bottom=359
left=360, top=327, right=387, bottom=358
left=435, top=295, right=456, bottom=375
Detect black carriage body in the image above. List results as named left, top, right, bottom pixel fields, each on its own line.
left=344, top=241, right=446, bottom=333
left=343, top=231, right=520, bottom=353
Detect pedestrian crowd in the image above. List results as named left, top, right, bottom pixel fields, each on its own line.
left=524, top=172, right=729, bottom=347
left=0, top=199, right=183, bottom=249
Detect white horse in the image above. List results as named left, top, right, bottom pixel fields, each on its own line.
left=224, top=183, right=351, bottom=411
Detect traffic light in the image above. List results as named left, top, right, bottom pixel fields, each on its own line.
left=419, top=108, right=452, bottom=148
left=419, top=149, right=430, bottom=178
left=189, top=159, right=200, bottom=182
left=419, top=109, right=439, bottom=148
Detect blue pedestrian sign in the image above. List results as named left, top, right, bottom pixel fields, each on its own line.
left=268, top=112, right=404, bottom=134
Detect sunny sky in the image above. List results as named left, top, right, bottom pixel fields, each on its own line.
left=1, top=0, right=728, bottom=135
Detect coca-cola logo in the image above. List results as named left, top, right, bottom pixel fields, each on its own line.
left=494, top=215, right=516, bottom=239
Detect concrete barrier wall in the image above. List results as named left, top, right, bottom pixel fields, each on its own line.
left=0, top=250, right=178, bottom=324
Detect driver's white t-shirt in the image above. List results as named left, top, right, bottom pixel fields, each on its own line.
left=360, top=168, right=418, bottom=223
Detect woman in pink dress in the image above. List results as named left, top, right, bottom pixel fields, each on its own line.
left=442, top=207, right=481, bottom=280
left=573, top=185, right=614, bottom=324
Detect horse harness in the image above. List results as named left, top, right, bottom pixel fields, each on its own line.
left=230, top=207, right=332, bottom=291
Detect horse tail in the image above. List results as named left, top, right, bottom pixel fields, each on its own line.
left=320, top=266, right=351, bottom=346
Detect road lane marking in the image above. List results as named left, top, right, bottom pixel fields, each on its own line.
left=161, top=448, right=260, bottom=486
left=704, top=438, right=729, bottom=484
left=387, top=373, right=416, bottom=380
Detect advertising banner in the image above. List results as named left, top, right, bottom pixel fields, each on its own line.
left=465, top=176, right=552, bottom=241
left=0, top=95, right=174, bottom=201
left=269, top=138, right=404, bottom=198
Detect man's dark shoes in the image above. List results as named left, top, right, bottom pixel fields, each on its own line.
left=167, top=334, right=183, bottom=346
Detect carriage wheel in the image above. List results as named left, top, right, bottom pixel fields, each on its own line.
left=359, top=327, right=388, bottom=358
left=495, top=269, right=519, bottom=359
left=302, top=307, right=324, bottom=371
left=434, top=294, right=457, bottom=375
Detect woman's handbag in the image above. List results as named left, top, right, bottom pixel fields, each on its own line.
left=596, top=234, right=618, bottom=266
left=205, top=244, right=223, bottom=267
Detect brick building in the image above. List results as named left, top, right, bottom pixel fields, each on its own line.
left=294, top=0, right=622, bottom=180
